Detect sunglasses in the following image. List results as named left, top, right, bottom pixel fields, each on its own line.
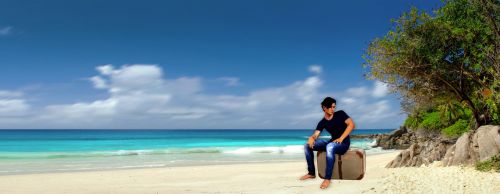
left=325, top=105, right=336, bottom=109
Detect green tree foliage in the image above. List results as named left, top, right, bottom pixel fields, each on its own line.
left=442, top=119, right=470, bottom=137
left=364, top=0, right=499, bottom=130
left=403, top=101, right=473, bottom=137
left=415, top=111, right=444, bottom=131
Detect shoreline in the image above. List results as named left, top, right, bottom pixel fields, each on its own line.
left=2, top=151, right=498, bottom=194
left=0, top=148, right=399, bottom=176
left=0, top=151, right=400, bottom=194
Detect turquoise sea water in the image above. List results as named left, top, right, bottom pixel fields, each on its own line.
left=0, top=129, right=394, bottom=175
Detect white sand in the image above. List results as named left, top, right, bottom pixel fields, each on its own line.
left=0, top=151, right=498, bottom=194
left=372, top=164, right=500, bottom=194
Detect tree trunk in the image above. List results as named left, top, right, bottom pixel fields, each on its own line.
left=462, top=95, right=485, bottom=130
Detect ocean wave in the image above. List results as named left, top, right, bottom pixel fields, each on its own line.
left=368, top=139, right=378, bottom=147
left=0, top=148, right=227, bottom=159
left=165, top=148, right=223, bottom=154
left=0, top=150, right=166, bottom=159
left=0, top=146, right=303, bottom=159
left=364, top=147, right=397, bottom=155
left=223, top=145, right=304, bottom=155
left=0, top=163, right=170, bottom=175
left=0, top=139, right=388, bottom=160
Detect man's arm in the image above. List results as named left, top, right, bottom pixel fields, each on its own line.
left=333, top=118, right=355, bottom=143
left=308, top=130, right=321, bottom=149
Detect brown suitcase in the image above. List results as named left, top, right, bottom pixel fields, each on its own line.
left=317, top=148, right=366, bottom=180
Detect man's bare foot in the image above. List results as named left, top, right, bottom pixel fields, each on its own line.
left=299, top=174, right=316, bottom=180
left=320, top=179, right=331, bottom=189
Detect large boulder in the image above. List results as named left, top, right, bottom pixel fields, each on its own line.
left=475, top=125, right=500, bottom=161
left=442, top=125, right=500, bottom=166
left=450, top=132, right=474, bottom=165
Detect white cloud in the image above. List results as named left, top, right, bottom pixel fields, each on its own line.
left=164, top=77, right=202, bottom=95
left=44, top=99, right=117, bottom=120
left=308, top=65, right=322, bottom=74
left=30, top=64, right=195, bottom=126
left=47, top=65, right=326, bottom=128
left=217, top=77, right=240, bottom=86
left=0, top=26, right=12, bottom=36
left=114, top=93, right=171, bottom=114
left=110, top=65, right=164, bottom=91
left=372, top=81, right=389, bottom=98
left=96, top=64, right=115, bottom=75
left=0, top=99, right=30, bottom=116
left=341, top=97, right=356, bottom=105
left=346, top=86, right=369, bottom=97
left=349, top=100, right=392, bottom=123
left=248, top=76, right=322, bottom=107
left=89, top=76, right=108, bottom=89
left=0, top=90, right=30, bottom=117
left=0, top=90, right=23, bottom=98
left=335, top=83, right=405, bottom=128
left=0, top=65, right=405, bottom=129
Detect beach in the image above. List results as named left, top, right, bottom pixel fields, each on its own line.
left=2, top=151, right=497, bottom=194
left=1, top=129, right=499, bottom=194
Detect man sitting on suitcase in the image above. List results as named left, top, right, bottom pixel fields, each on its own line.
left=299, top=97, right=355, bottom=189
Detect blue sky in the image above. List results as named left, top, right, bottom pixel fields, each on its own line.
left=0, top=0, right=442, bottom=129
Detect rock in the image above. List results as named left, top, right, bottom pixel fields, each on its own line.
left=386, top=133, right=455, bottom=168
left=451, top=132, right=472, bottom=165
left=387, top=125, right=500, bottom=168
left=431, top=143, right=447, bottom=161
left=400, top=150, right=410, bottom=166
left=386, top=153, right=402, bottom=168
left=350, top=134, right=379, bottom=139
left=389, top=126, right=407, bottom=137
left=409, top=144, right=420, bottom=158
left=470, top=132, right=480, bottom=163
left=442, top=144, right=455, bottom=166
left=376, top=126, right=417, bottom=149
left=475, top=125, right=500, bottom=161
left=441, top=125, right=500, bottom=167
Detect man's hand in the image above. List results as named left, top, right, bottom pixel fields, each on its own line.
left=307, top=137, right=315, bottom=149
left=332, top=137, right=344, bottom=144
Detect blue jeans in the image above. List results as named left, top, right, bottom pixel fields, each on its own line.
left=304, top=138, right=350, bottom=180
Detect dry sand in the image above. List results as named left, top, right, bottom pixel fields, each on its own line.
left=0, top=151, right=498, bottom=194
left=371, top=163, right=500, bottom=194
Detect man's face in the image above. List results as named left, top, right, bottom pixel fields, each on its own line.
left=323, top=103, right=336, bottom=114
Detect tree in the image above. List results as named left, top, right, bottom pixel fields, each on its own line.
left=363, top=0, right=499, bottom=129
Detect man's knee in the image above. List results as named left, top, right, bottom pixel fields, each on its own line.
left=326, top=142, right=338, bottom=152
left=304, top=143, right=311, bottom=150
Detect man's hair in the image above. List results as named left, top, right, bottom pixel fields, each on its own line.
left=321, top=97, right=336, bottom=109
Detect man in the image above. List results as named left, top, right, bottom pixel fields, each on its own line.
left=299, top=97, right=355, bottom=189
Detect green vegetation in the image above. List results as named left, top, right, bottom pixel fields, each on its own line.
left=475, top=154, right=500, bottom=172
left=442, top=119, right=469, bottom=137
left=364, top=0, right=499, bottom=136
left=403, top=102, right=474, bottom=137
left=420, top=112, right=447, bottom=131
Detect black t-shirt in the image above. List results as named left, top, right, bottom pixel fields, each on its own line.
left=315, top=110, right=351, bottom=143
